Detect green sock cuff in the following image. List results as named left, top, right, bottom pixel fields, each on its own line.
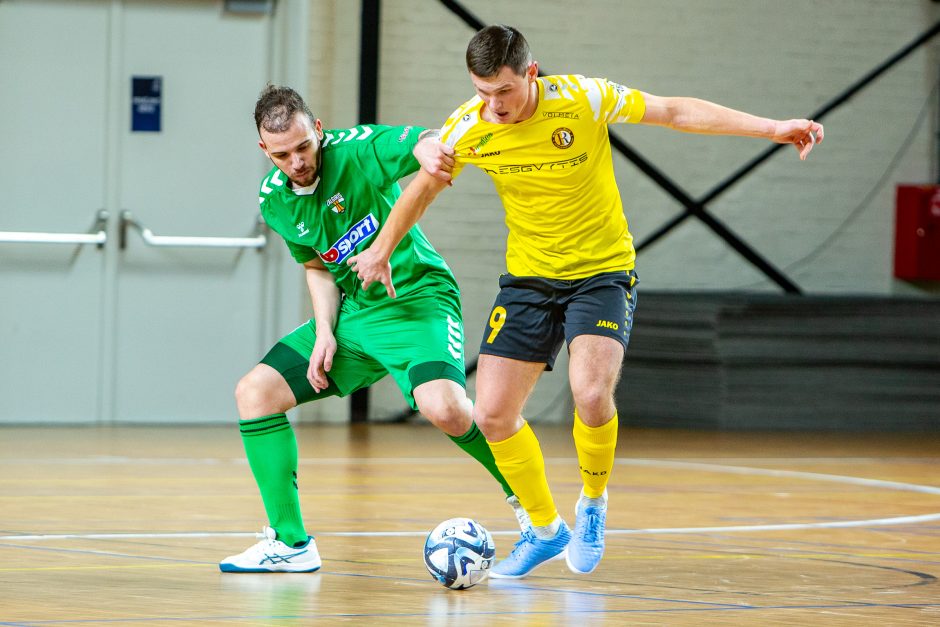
left=449, top=421, right=482, bottom=445
left=449, top=421, right=514, bottom=498
left=273, top=502, right=308, bottom=547
left=239, top=413, right=290, bottom=436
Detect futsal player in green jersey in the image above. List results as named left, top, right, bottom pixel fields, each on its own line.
left=219, top=85, right=525, bottom=573
left=350, top=26, right=824, bottom=578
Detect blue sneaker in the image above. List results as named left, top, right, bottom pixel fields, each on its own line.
left=566, top=491, right=607, bottom=574
left=490, top=521, right=571, bottom=579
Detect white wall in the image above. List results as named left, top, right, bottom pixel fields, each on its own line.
left=300, top=1, right=940, bottom=423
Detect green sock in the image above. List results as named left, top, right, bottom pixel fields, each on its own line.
left=449, top=422, right=514, bottom=498
left=239, top=414, right=308, bottom=547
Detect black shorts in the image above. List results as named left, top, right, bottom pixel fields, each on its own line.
left=479, top=270, right=638, bottom=370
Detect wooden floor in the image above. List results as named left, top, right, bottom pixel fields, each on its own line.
left=0, top=423, right=938, bottom=626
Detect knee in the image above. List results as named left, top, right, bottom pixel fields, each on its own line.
left=234, top=372, right=262, bottom=416
left=235, top=367, right=292, bottom=419
left=419, top=394, right=472, bottom=437
left=571, top=381, right=616, bottom=423
left=472, top=404, right=515, bottom=442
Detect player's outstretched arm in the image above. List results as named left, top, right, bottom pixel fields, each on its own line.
left=347, top=169, right=450, bottom=298
left=304, top=257, right=340, bottom=392
left=639, top=93, right=824, bottom=160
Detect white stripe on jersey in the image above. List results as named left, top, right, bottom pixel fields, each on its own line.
left=584, top=78, right=605, bottom=122
left=442, top=102, right=482, bottom=149
left=605, top=80, right=640, bottom=124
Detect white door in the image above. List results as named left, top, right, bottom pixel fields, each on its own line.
left=0, top=0, right=292, bottom=423
left=113, top=0, right=274, bottom=422
left=0, top=0, right=110, bottom=423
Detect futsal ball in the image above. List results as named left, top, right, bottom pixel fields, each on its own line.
left=423, top=517, right=496, bottom=589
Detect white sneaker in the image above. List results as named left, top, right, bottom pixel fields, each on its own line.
left=219, top=526, right=322, bottom=573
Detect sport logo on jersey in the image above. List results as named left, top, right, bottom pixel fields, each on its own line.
left=317, top=214, right=379, bottom=264
left=326, top=192, right=346, bottom=214
left=468, top=133, right=494, bottom=157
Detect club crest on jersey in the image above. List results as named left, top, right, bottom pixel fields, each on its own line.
left=552, top=127, right=574, bottom=149
left=317, top=213, right=379, bottom=264
left=326, top=193, right=346, bottom=214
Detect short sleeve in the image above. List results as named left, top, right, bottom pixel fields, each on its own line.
left=579, top=76, right=645, bottom=124
left=284, top=237, right=318, bottom=264
left=351, top=125, right=424, bottom=187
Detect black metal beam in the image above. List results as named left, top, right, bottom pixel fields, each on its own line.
left=358, top=0, right=381, bottom=125
left=352, top=0, right=382, bottom=422
left=438, top=0, right=486, bottom=31
left=638, top=20, right=940, bottom=252
left=609, top=134, right=801, bottom=293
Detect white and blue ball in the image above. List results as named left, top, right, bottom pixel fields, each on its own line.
left=423, top=517, right=495, bottom=589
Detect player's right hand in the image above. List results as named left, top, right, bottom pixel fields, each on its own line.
left=414, top=137, right=455, bottom=184
left=308, top=335, right=337, bottom=392
left=347, top=248, right=397, bottom=299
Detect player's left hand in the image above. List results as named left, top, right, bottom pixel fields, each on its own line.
left=308, top=334, right=337, bottom=393
left=348, top=247, right=397, bottom=298
left=773, top=119, right=824, bottom=160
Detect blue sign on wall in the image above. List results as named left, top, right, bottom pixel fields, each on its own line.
left=131, top=76, right=162, bottom=132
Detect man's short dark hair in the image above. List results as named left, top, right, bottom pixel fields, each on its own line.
left=465, top=25, right=531, bottom=78
left=254, top=84, right=314, bottom=134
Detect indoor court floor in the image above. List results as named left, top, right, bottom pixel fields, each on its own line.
left=0, top=423, right=938, bottom=625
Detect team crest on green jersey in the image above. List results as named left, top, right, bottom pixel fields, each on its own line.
left=326, top=193, right=346, bottom=214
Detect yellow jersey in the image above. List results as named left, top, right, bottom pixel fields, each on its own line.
left=440, top=75, right=645, bottom=279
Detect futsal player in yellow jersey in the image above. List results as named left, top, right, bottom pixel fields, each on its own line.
left=349, top=25, right=824, bottom=578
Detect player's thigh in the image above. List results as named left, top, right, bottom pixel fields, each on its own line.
left=359, top=290, right=468, bottom=409
left=562, top=270, right=637, bottom=413
left=479, top=274, right=565, bottom=369
left=266, top=319, right=386, bottom=405
left=567, top=334, right=625, bottom=403
left=474, top=354, right=545, bottom=439
left=562, top=270, right=637, bottom=354
left=412, top=378, right=473, bottom=436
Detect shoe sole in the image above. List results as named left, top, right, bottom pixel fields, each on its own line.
left=219, top=563, right=322, bottom=573
left=565, top=552, right=598, bottom=574
left=488, top=547, right=568, bottom=579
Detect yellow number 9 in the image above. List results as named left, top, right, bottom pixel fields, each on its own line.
left=486, top=306, right=507, bottom=344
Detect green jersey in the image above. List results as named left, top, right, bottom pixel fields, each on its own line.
left=258, top=124, right=458, bottom=307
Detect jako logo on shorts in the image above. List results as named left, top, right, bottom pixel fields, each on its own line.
left=318, top=214, right=379, bottom=263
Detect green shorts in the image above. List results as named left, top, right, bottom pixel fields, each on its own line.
left=261, top=288, right=466, bottom=409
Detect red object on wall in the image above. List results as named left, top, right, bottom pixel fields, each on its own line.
left=894, top=185, right=940, bottom=281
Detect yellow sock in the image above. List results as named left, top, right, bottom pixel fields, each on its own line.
left=488, top=422, right=558, bottom=527
left=573, top=410, right=618, bottom=498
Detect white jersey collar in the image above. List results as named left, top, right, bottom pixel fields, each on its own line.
left=290, top=176, right=321, bottom=196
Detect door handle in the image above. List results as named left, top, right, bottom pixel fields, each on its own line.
left=0, top=210, right=108, bottom=248
left=119, top=211, right=267, bottom=251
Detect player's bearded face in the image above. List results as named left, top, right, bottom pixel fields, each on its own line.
left=260, top=113, right=322, bottom=188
